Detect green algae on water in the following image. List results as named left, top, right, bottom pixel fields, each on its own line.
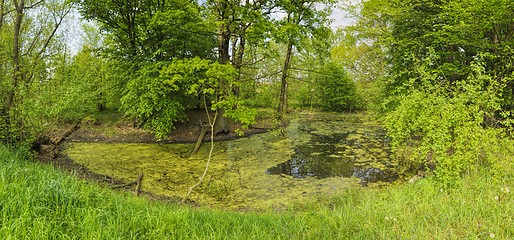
left=65, top=112, right=396, bottom=211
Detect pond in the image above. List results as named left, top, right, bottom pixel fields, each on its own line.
left=65, top=112, right=398, bottom=211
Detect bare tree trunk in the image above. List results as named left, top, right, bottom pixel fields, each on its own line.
left=233, top=32, right=247, bottom=98
left=278, top=43, right=293, bottom=116
left=218, top=30, right=231, bottom=64
left=217, top=0, right=231, bottom=64
left=0, top=0, right=5, bottom=31
left=6, top=0, right=24, bottom=114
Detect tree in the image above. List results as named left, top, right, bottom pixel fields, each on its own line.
left=206, top=0, right=274, bottom=94
left=316, top=62, right=360, bottom=111
left=121, top=57, right=255, bottom=139
left=76, top=0, right=215, bottom=61
left=274, top=0, right=334, bottom=116
left=75, top=0, right=222, bottom=136
left=0, top=0, right=72, bottom=144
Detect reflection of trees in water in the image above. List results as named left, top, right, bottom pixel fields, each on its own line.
left=267, top=123, right=397, bottom=184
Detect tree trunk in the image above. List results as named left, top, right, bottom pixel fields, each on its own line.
left=213, top=108, right=228, bottom=134
left=190, top=108, right=228, bottom=157
left=218, top=30, right=231, bottom=64
left=278, top=43, right=294, bottom=115
left=217, top=1, right=231, bottom=64
left=233, top=33, right=247, bottom=98
left=6, top=0, right=24, bottom=114
left=0, top=0, right=5, bottom=31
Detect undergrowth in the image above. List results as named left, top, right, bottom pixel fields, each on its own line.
left=1, top=145, right=514, bottom=239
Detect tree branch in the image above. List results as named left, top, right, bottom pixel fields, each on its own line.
left=183, top=94, right=218, bottom=202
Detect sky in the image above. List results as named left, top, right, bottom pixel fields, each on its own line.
left=331, top=0, right=361, bottom=28
left=331, top=6, right=357, bottom=29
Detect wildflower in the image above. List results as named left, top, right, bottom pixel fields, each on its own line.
left=505, top=187, right=510, bottom=193
left=490, top=232, right=495, bottom=238
left=494, top=196, right=499, bottom=201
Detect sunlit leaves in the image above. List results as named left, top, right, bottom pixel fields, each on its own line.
left=121, top=57, right=253, bottom=139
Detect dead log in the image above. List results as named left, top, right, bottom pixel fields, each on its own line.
left=52, top=121, right=80, bottom=145
left=190, top=126, right=208, bottom=157
left=46, top=121, right=81, bottom=159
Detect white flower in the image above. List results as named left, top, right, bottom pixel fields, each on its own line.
left=494, top=196, right=499, bottom=201
left=490, top=233, right=495, bottom=238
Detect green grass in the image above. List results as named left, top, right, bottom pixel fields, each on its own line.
left=1, top=145, right=514, bottom=239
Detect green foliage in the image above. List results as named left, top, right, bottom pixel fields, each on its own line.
left=316, top=62, right=362, bottom=112
left=76, top=0, right=214, bottom=60
left=244, top=83, right=277, bottom=108
left=121, top=61, right=193, bottom=139
left=384, top=53, right=508, bottom=185
left=291, top=81, right=319, bottom=109
left=122, top=58, right=256, bottom=139
left=0, top=0, right=73, bottom=145
left=330, top=30, right=387, bottom=110
left=193, top=61, right=257, bottom=132
left=47, top=46, right=109, bottom=122
left=349, top=0, right=514, bottom=184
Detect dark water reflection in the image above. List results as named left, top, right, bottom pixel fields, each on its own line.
left=266, top=120, right=397, bottom=185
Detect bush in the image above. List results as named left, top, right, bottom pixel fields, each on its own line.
left=383, top=54, right=513, bottom=186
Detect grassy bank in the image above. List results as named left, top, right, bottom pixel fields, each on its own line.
left=1, top=145, right=513, bottom=239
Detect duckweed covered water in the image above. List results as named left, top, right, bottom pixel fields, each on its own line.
left=267, top=114, right=396, bottom=185
left=65, top=112, right=397, bottom=210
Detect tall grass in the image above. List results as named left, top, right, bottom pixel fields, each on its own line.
left=1, top=145, right=513, bottom=239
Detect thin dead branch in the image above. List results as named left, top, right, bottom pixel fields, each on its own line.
left=183, top=94, right=217, bottom=202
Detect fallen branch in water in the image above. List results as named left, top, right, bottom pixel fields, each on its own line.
left=190, top=125, right=209, bottom=157
left=112, top=173, right=144, bottom=196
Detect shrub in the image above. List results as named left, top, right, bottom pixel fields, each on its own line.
left=383, top=54, right=512, bottom=186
